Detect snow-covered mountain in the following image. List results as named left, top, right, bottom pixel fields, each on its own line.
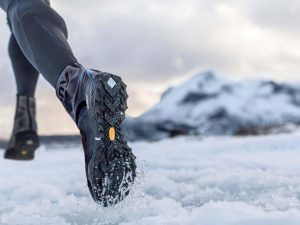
left=124, top=71, right=300, bottom=141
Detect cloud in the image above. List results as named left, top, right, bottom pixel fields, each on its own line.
left=52, top=0, right=300, bottom=81
left=233, top=0, right=300, bottom=32
left=53, top=0, right=237, bottom=81
left=1, top=0, right=300, bottom=136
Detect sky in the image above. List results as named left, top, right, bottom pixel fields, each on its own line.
left=0, top=0, right=300, bottom=137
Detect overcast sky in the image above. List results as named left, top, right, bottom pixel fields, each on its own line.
left=0, top=0, right=300, bottom=136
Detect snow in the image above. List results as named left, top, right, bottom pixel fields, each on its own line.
left=143, top=71, right=300, bottom=124
left=125, top=71, right=300, bottom=140
left=1, top=133, right=300, bottom=224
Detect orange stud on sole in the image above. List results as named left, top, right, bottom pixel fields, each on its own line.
left=109, top=127, right=116, bottom=141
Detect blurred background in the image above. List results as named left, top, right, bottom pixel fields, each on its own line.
left=0, top=0, right=300, bottom=138
left=1, top=1, right=300, bottom=224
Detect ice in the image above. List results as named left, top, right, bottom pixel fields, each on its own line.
left=1, top=133, right=300, bottom=224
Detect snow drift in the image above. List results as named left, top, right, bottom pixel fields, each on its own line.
left=2, top=134, right=300, bottom=225
left=124, top=71, right=300, bottom=141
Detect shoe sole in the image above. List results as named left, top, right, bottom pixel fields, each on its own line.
left=4, top=131, right=40, bottom=160
left=87, top=73, right=136, bottom=206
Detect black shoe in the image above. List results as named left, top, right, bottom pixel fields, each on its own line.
left=4, top=95, right=40, bottom=160
left=56, top=64, right=136, bottom=206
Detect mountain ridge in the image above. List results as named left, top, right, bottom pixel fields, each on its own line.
left=124, top=70, right=300, bottom=141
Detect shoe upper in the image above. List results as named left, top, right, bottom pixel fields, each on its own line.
left=56, top=63, right=88, bottom=124
left=55, top=63, right=98, bottom=163
left=7, top=95, right=38, bottom=150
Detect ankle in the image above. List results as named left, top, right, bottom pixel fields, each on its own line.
left=13, top=95, right=37, bottom=132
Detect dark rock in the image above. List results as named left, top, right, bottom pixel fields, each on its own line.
left=180, top=92, right=218, bottom=104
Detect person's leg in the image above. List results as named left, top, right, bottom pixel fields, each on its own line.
left=4, top=8, right=41, bottom=160
left=2, top=0, right=136, bottom=206
left=7, top=0, right=77, bottom=87
left=8, top=34, right=39, bottom=96
left=0, top=0, right=9, bottom=11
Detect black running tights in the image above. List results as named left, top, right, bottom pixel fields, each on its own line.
left=0, top=0, right=78, bottom=96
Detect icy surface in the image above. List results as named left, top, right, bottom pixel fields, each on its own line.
left=1, top=134, right=300, bottom=224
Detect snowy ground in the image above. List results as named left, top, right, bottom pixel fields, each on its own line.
left=1, top=134, right=300, bottom=225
